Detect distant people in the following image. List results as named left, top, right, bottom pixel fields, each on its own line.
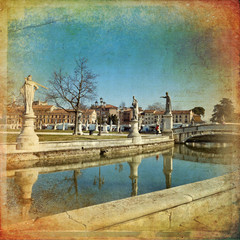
left=156, top=125, right=160, bottom=135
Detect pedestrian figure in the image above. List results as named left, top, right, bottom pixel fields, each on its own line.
left=156, top=125, right=160, bottom=135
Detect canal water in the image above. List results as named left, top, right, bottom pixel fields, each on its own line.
left=5, top=143, right=237, bottom=224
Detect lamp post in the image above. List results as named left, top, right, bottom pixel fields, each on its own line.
left=95, top=98, right=106, bottom=136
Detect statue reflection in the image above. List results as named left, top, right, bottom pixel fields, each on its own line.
left=163, top=148, right=173, bottom=189
left=14, top=170, right=39, bottom=220
left=93, top=167, right=104, bottom=190
left=128, top=155, right=142, bottom=196
left=114, top=163, right=123, bottom=172
left=73, top=169, right=81, bottom=196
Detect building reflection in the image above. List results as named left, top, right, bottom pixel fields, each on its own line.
left=128, top=155, right=142, bottom=196
left=162, top=148, right=173, bottom=189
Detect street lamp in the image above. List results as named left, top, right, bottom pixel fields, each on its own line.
left=96, top=97, right=106, bottom=136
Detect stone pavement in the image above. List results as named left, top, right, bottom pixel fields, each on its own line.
left=2, top=204, right=239, bottom=240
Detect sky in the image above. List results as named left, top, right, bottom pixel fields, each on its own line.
left=7, top=0, right=239, bottom=120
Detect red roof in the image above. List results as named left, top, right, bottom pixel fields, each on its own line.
left=144, top=110, right=156, bottom=113
left=33, top=105, right=54, bottom=110
left=154, top=111, right=164, bottom=115
left=82, top=109, right=95, bottom=114
left=105, top=104, right=118, bottom=109
left=7, top=106, right=24, bottom=113
left=51, top=109, right=69, bottom=114
left=93, top=104, right=118, bottom=109
left=172, top=110, right=192, bottom=114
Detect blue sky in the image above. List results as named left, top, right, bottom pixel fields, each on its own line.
left=8, top=1, right=238, bottom=120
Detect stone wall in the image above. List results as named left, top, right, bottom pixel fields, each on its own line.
left=6, top=137, right=174, bottom=170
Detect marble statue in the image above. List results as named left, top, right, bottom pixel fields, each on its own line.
left=132, top=96, right=139, bottom=120
left=161, top=92, right=172, bottom=114
left=20, top=75, right=47, bottom=115
left=20, top=75, right=39, bottom=115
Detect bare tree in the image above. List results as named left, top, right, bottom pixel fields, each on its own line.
left=147, top=102, right=164, bottom=111
left=119, top=101, right=126, bottom=108
left=47, top=57, right=98, bottom=135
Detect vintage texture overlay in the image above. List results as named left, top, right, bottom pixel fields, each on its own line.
left=0, top=0, right=239, bottom=239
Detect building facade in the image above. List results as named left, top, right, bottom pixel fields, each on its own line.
left=6, top=101, right=97, bottom=129
left=91, top=104, right=118, bottom=118
left=143, top=110, right=194, bottom=125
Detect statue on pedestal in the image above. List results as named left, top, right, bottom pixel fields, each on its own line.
left=20, top=75, right=48, bottom=115
left=161, top=92, right=172, bottom=115
left=21, top=75, right=38, bottom=115
left=17, top=75, right=47, bottom=150
left=160, top=92, right=173, bottom=138
left=128, top=96, right=141, bottom=143
left=132, top=96, right=139, bottom=120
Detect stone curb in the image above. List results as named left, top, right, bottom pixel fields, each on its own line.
left=4, top=171, right=238, bottom=232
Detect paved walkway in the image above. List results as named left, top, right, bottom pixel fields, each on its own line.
left=2, top=203, right=239, bottom=240
left=1, top=131, right=161, bottom=137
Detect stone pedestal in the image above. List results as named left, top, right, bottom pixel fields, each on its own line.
left=128, top=120, right=142, bottom=143
left=78, top=122, right=83, bottom=135
left=17, top=114, right=39, bottom=150
left=162, top=114, right=173, bottom=138
left=102, top=123, right=108, bottom=133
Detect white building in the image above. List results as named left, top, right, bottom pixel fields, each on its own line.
left=143, top=110, right=194, bottom=125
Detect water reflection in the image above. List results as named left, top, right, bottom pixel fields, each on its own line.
left=128, top=155, right=142, bottom=196
left=174, top=142, right=238, bottom=165
left=6, top=143, right=236, bottom=225
left=93, top=167, right=104, bottom=189
left=73, top=170, right=81, bottom=195
left=14, top=170, right=38, bottom=220
left=163, top=148, right=173, bottom=189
